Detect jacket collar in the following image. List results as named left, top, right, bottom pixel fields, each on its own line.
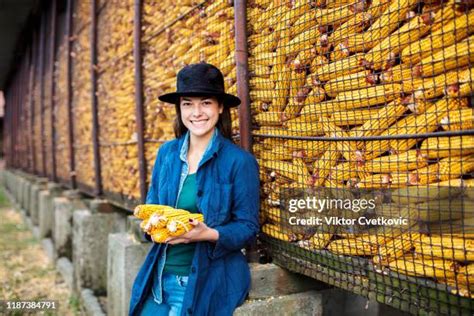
left=177, top=127, right=224, bottom=167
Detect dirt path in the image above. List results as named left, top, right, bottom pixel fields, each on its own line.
left=0, top=187, right=80, bottom=316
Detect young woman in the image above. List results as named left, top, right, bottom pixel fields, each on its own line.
left=129, top=63, right=260, bottom=316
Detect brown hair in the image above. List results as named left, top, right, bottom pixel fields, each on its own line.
left=173, top=95, right=233, bottom=139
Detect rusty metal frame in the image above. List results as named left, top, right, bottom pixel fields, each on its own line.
left=234, top=0, right=252, bottom=153
left=39, top=8, right=47, bottom=177
left=90, top=0, right=102, bottom=196
left=66, top=0, right=76, bottom=188
left=133, top=0, right=147, bottom=203
left=29, top=31, right=37, bottom=174
left=50, top=0, right=58, bottom=182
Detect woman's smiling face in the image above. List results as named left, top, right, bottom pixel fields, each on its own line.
left=179, top=96, right=223, bottom=138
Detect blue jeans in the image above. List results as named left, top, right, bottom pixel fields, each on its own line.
left=140, top=273, right=189, bottom=315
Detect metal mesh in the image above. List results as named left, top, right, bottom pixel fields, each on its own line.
left=141, top=0, right=239, bottom=186
left=97, top=0, right=140, bottom=202
left=43, top=8, right=54, bottom=180
left=71, top=1, right=94, bottom=190
left=250, top=0, right=474, bottom=313
left=54, top=30, right=71, bottom=185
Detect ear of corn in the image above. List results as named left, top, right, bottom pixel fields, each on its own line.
left=312, top=144, right=341, bottom=186
left=262, top=223, right=299, bottom=242
left=364, top=15, right=431, bottom=70
left=330, top=107, right=382, bottom=126
left=167, top=213, right=204, bottom=237
left=324, top=70, right=374, bottom=98
left=374, top=233, right=420, bottom=266
left=328, top=12, right=373, bottom=46
left=401, top=11, right=474, bottom=64
left=420, top=135, right=474, bottom=158
left=388, top=257, right=458, bottom=279
left=298, top=233, right=333, bottom=250
left=347, top=0, right=419, bottom=52
left=332, top=84, right=402, bottom=110
left=438, top=155, right=474, bottom=182
left=351, top=100, right=407, bottom=150
left=151, top=229, right=171, bottom=243
left=441, top=108, right=474, bottom=131
left=312, top=53, right=364, bottom=82
left=362, top=150, right=428, bottom=173
left=327, top=237, right=379, bottom=256
left=134, top=204, right=175, bottom=220
left=414, top=235, right=474, bottom=261
left=414, top=35, right=474, bottom=78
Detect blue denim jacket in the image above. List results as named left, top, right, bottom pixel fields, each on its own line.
left=151, top=128, right=218, bottom=304
left=129, top=128, right=260, bottom=316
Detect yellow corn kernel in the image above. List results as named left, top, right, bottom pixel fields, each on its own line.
left=420, top=135, right=474, bottom=158
left=332, top=83, right=402, bottom=109
left=363, top=150, right=427, bottom=173
left=441, top=108, right=474, bottom=131
left=312, top=144, right=340, bottom=186
left=312, top=53, right=364, bottom=82
left=151, top=229, right=171, bottom=243
left=324, top=70, right=374, bottom=98
left=374, top=233, right=420, bottom=266
left=414, top=235, right=474, bottom=261
left=328, top=237, right=378, bottom=256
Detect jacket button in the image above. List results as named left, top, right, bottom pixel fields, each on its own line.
left=191, top=266, right=196, bottom=273
left=187, top=308, right=193, bottom=314
left=197, top=190, right=203, bottom=197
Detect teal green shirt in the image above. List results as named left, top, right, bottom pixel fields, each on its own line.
left=163, top=173, right=198, bottom=276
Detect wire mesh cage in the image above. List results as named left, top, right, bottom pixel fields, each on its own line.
left=249, top=0, right=474, bottom=314
left=96, top=0, right=141, bottom=204
left=54, top=27, right=72, bottom=187
left=70, top=0, right=94, bottom=192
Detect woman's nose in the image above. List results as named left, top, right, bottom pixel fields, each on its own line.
left=192, top=104, right=203, bottom=116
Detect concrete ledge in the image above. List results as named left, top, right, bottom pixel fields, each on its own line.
left=248, top=263, right=328, bottom=299
left=57, top=257, right=75, bottom=292
left=81, top=288, right=106, bottom=316
left=235, top=291, right=323, bottom=316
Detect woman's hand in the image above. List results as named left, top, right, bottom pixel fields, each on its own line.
left=165, top=218, right=219, bottom=244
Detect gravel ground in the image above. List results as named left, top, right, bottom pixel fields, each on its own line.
left=0, top=187, right=81, bottom=316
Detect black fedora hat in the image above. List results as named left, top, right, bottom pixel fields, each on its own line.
left=158, top=63, right=241, bottom=107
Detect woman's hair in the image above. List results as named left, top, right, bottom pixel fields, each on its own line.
left=173, top=95, right=233, bottom=139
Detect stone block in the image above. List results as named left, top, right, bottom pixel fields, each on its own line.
left=81, top=288, right=106, bottom=316
left=107, top=233, right=152, bottom=316
left=73, top=208, right=127, bottom=294
left=234, top=291, right=323, bottom=316
left=248, top=263, right=328, bottom=300
left=57, top=257, right=75, bottom=292
left=30, top=180, right=47, bottom=225
left=38, top=183, right=63, bottom=239
left=42, top=238, right=57, bottom=263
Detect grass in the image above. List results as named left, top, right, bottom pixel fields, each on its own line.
left=0, top=185, right=10, bottom=208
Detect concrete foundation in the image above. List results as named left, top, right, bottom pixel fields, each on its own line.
left=73, top=206, right=126, bottom=294
left=53, top=192, right=87, bottom=259
left=107, top=233, right=151, bottom=316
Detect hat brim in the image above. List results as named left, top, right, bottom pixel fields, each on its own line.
left=158, top=92, right=241, bottom=107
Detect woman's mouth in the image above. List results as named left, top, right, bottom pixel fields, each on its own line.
left=191, top=119, right=208, bottom=127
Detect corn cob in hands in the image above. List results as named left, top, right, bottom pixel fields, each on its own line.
left=134, top=204, right=204, bottom=242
